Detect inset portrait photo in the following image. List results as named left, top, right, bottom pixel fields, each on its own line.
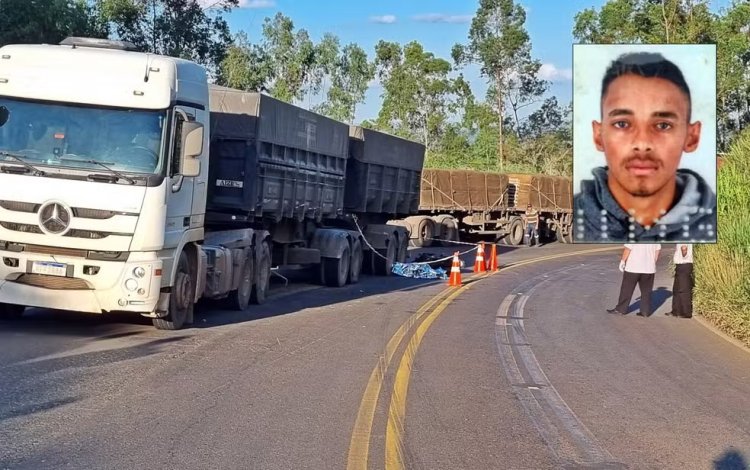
left=572, top=44, right=717, bottom=244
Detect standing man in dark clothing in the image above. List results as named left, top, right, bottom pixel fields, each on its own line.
left=607, top=243, right=661, bottom=317
left=523, top=203, right=540, bottom=247
left=668, top=243, right=694, bottom=318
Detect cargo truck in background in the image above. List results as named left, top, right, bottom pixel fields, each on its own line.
left=0, top=37, right=424, bottom=330
left=395, top=169, right=573, bottom=248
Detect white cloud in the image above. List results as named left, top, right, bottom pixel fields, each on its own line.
left=238, top=0, right=275, bottom=7
left=367, top=76, right=381, bottom=89
left=197, top=0, right=275, bottom=8
left=370, top=15, right=397, bottom=24
left=412, top=13, right=472, bottom=24
left=538, top=63, right=572, bottom=81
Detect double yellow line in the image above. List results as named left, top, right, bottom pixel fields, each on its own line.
left=347, top=247, right=619, bottom=470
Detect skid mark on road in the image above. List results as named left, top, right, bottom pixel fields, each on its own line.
left=495, top=262, right=627, bottom=469
left=346, top=246, right=619, bottom=470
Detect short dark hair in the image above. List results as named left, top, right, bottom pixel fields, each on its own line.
left=600, top=52, right=691, bottom=120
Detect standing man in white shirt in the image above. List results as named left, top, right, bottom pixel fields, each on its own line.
left=607, top=243, right=662, bottom=317
left=667, top=243, right=694, bottom=318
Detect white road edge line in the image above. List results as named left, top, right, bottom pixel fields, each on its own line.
left=494, top=263, right=625, bottom=468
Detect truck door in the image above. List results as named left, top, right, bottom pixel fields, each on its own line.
left=164, top=107, right=198, bottom=249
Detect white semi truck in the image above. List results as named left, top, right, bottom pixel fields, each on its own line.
left=0, top=37, right=425, bottom=329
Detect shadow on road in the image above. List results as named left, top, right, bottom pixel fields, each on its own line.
left=627, top=286, right=672, bottom=314
left=0, top=242, right=533, bottom=335
left=714, top=448, right=748, bottom=470
left=0, top=396, right=79, bottom=422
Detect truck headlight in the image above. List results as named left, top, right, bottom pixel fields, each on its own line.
left=133, top=267, right=146, bottom=278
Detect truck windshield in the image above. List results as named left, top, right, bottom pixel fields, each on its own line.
left=0, top=98, right=166, bottom=174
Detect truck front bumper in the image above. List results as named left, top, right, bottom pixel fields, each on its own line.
left=0, top=250, right=162, bottom=314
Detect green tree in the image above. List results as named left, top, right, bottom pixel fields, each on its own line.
left=315, top=42, right=375, bottom=123
left=217, top=31, right=273, bottom=92
left=99, top=0, right=238, bottom=72
left=0, top=0, right=106, bottom=46
left=572, top=0, right=750, bottom=149
left=452, top=0, right=539, bottom=169
left=217, top=13, right=331, bottom=105
left=373, top=40, right=465, bottom=151
left=256, top=12, right=317, bottom=103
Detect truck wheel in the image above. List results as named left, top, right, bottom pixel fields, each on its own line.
left=153, top=251, right=193, bottom=330
left=412, top=217, right=434, bottom=248
left=227, top=249, right=253, bottom=311
left=374, top=234, right=396, bottom=276
left=507, top=217, right=524, bottom=246
left=397, top=234, right=408, bottom=263
left=435, top=215, right=459, bottom=246
left=349, top=239, right=363, bottom=284
left=323, top=245, right=350, bottom=287
left=251, top=241, right=271, bottom=305
left=0, top=303, right=25, bottom=320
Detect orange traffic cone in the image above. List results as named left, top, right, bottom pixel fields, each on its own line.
left=486, top=243, right=498, bottom=272
left=448, top=252, right=462, bottom=286
left=473, top=242, right=486, bottom=273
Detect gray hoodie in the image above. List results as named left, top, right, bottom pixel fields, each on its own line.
left=573, top=166, right=716, bottom=243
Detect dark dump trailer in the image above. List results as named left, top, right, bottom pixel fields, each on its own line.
left=395, top=169, right=573, bottom=247
left=206, top=86, right=425, bottom=286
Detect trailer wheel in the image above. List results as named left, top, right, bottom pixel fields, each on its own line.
left=374, top=234, right=396, bottom=276
left=435, top=215, right=459, bottom=246
left=227, top=249, right=253, bottom=311
left=153, top=251, right=193, bottom=330
left=349, top=239, right=363, bottom=284
left=411, top=217, right=434, bottom=248
left=507, top=217, right=524, bottom=246
left=323, top=245, right=350, bottom=288
left=251, top=241, right=271, bottom=305
left=397, top=233, right=408, bottom=263
left=0, top=303, right=24, bottom=320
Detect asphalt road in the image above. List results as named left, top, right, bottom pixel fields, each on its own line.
left=1, top=243, right=748, bottom=470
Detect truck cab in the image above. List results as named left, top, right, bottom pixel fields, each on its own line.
left=0, top=38, right=208, bottom=327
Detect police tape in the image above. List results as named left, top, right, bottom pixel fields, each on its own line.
left=351, top=215, right=477, bottom=267
left=423, top=237, right=501, bottom=247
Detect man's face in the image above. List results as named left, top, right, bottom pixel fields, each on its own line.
left=592, top=74, right=701, bottom=198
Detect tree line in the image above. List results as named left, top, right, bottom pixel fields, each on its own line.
left=2, top=0, right=748, bottom=176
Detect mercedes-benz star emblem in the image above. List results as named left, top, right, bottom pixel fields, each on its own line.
left=38, top=202, right=72, bottom=235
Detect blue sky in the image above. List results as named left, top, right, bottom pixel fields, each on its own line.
left=217, top=0, right=733, bottom=123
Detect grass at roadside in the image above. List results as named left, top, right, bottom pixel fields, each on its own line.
left=694, top=131, right=750, bottom=348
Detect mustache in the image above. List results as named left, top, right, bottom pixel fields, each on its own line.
left=622, top=155, right=662, bottom=168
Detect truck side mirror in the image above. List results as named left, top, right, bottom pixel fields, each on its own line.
left=180, top=121, right=203, bottom=177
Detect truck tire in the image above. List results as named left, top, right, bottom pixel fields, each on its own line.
left=251, top=241, right=271, bottom=305
left=397, top=233, right=408, bottom=263
left=374, top=234, right=396, bottom=276
left=411, top=217, right=434, bottom=248
left=0, top=303, right=25, bottom=320
left=322, top=245, right=350, bottom=288
left=507, top=217, right=524, bottom=246
left=435, top=215, right=459, bottom=246
left=153, top=251, right=193, bottom=330
left=349, top=239, right=363, bottom=284
left=227, top=249, right=253, bottom=311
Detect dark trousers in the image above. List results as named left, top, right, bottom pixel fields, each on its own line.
left=671, top=263, right=694, bottom=317
left=615, top=271, right=655, bottom=315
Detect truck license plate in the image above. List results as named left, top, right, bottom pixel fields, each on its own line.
left=31, top=261, right=67, bottom=277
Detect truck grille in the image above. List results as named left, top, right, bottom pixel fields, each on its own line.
left=0, top=222, right=42, bottom=234
left=13, top=274, right=91, bottom=290
left=0, top=200, right=135, bottom=219
left=0, top=222, right=110, bottom=239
